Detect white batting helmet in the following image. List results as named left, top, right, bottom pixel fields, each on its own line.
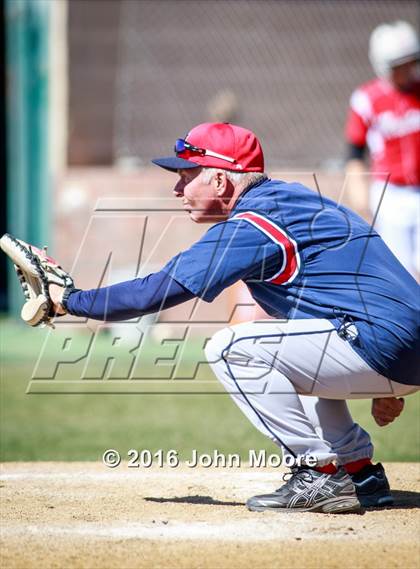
left=369, top=21, right=419, bottom=78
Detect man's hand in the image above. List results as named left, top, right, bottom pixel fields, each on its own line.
left=49, top=284, right=67, bottom=315
left=371, top=397, right=405, bottom=426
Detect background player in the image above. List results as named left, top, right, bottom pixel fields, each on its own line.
left=48, top=123, right=419, bottom=513
left=345, top=21, right=420, bottom=279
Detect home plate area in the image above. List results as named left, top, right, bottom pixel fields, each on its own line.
left=1, top=463, right=419, bottom=568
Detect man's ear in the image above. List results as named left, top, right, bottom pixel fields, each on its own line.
left=212, top=171, right=229, bottom=196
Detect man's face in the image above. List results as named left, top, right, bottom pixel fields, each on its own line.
left=391, top=59, right=420, bottom=92
left=173, top=168, right=226, bottom=223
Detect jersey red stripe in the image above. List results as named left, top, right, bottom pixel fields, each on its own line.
left=232, top=212, right=300, bottom=285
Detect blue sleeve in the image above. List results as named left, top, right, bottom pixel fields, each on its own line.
left=66, top=270, right=194, bottom=321
left=161, top=218, right=283, bottom=302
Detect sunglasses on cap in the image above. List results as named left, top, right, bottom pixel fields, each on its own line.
left=174, top=138, right=238, bottom=165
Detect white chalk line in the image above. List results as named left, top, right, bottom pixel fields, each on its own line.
left=1, top=520, right=349, bottom=542
left=0, top=470, right=280, bottom=482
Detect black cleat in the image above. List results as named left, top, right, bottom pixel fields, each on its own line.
left=246, top=467, right=361, bottom=513
left=350, top=462, right=394, bottom=508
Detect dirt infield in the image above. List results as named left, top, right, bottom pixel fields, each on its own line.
left=1, top=462, right=419, bottom=569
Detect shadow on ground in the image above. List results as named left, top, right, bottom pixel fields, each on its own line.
left=144, top=495, right=244, bottom=507
left=144, top=490, right=420, bottom=510
left=387, top=490, right=420, bottom=509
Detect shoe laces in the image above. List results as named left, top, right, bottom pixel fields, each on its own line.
left=277, top=467, right=314, bottom=491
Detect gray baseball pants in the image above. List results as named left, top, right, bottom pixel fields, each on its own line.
left=205, top=319, right=418, bottom=466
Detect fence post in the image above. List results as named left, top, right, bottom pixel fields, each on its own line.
left=5, top=0, right=50, bottom=317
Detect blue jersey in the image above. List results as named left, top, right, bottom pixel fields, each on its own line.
left=163, top=178, right=420, bottom=385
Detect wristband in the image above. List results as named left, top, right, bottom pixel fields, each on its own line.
left=61, top=287, right=79, bottom=313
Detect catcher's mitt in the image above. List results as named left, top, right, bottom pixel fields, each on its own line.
left=0, top=233, right=75, bottom=328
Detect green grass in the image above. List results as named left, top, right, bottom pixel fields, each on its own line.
left=1, top=319, right=419, bottom=462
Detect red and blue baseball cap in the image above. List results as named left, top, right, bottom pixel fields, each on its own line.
left=152, top=122, right=264, bottom=173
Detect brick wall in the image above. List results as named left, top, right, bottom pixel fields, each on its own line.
left=67, top=0, right=418, bottom=169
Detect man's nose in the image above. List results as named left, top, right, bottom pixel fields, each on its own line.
left=173, top=180, right=185, bottom=197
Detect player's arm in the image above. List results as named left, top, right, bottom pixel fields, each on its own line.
left=50, top=217, right=284, bottom=320
left=50, top=270, right=195, bottom=321
left=345, top=148, right=371, bottom=222
left=344, top=91, right=371, bottom=221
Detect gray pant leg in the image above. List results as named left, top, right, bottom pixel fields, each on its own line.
left=205, top=325, right=337, bottom=466
left=299, top=396, right=373, bottom=465
left=205, top=319, right=417, bottom=467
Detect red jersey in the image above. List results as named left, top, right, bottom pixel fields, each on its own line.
left=345, top=78, right=420, bottom=186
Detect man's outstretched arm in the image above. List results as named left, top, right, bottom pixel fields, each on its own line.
left=50, top=270, right=195, bottom=321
